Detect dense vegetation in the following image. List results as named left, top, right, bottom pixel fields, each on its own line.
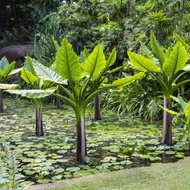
left=1, top=0, right=190, bottom=189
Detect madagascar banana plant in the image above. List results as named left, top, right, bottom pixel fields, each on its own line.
left=81, top=46, right=124, bottom=120
left=6, top=57, right=61, bottom=136
left=128, top=32, right=189, bottom=145
left=33, top=39, right=144, bottom=163
left=0, top=57, right=20, bottom=113
left=160, top=96, right=190, bottom=152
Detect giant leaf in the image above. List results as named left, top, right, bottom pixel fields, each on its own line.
left=6, top=87, right=57, bottom=99
left=150, top=32, right=166, bottom=67
left=56, top=39, right=82, bottom=82
left=173, top=33, right=190, bottom=52
left=163, top=42, right=188, bottom=76
left=105, top=48, right=116, bottom=70
left=185, top=101, right=190, bottom=129
left=82, top=44, right=106, bottom=81
left=103, top=72, right=145, bottom=88
left=24, top=57, right=36, bottom=75
left=0, top=57, right=9, bottom=71
left=140, top=42, right=159, bottom=66
left=33, top=61, right=66, bottom=84
left=0, top=84, right=18, bottom=90
left=3, top=62, right=15, bottom=77
left=21, top=67, right=39, bottom=84
left=128, top=51, right=160, bottom=72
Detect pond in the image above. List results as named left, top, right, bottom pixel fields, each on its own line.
left=0, top=97, right=189, bottom=185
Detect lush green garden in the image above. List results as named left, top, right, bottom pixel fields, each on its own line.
left=1, top=0, right=190, bottom=189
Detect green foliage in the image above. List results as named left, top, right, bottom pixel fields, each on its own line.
left=0, top=57, right=17, bottom=83
left=0, top=143, right=33, bottom=190
left=128, top=32, right=189, bottom=145
left=0, top=57, right=19, bottom=112
left=6, top=57, right=58, bottom=136
left=33, top=38, right=144, bottom=163
left=101, top=75, right=163, bottom=121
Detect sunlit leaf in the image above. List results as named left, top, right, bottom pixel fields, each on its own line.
left=21, top=67, right=39, bottom=84
left=82, top=44, right=106, bottom=81
left=150, top=32, right=166, bottom=66
left=0, top=84, right=18, bottom=90
left=163, top=42, right=188, bottom=76
left=6, top=87, right=57, bottom=99
left=56, top=39, right=82, bottom=82
left=128, top=51, right=160, bottom=72
left=33, top=61, right=66, bottom=84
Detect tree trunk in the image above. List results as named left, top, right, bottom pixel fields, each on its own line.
left=94, top=94, right=101, bottom=120
left=0, top=90, right=3, bottom=113
left=35, top=100, right=44, bottom=136
left=161, top=96, right=172, bottom=145
left=76, top=110, right=87, bottom=163
left=56, top=88, right=61, bottom=109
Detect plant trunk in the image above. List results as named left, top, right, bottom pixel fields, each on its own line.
left=76, top=110, right=87, bottom=163
left=35, top=99, right=44, bottom=136
left=56, top=88, right=61, bottom=109
left=94, top=94, right=101, bottom=120
left=0, top=90, right=3, bottom=113
left=161, top=97, right=172, bottom=145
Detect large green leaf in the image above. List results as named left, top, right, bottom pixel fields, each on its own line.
left=185, top=101, right=190, bottom=129
left=33, top=61, right=66, bottom=84
left=163, top=42, right=188, bottom=76
left=103, top=72, right=145, bottom=88
left=56, top=39, right=82, bottom=82
left=179, top=96, right=187, bottom=112
left=0, top=57, right=9, bottom=71
left=9, top=68, right=22, bottom=76
left=105, top=48, right=116, bottom=70
left=21, top=67, right=39, bottom=84
left=140, top=42, right=159, bottom=65
left=150, top=32, right=166, bottom=67
left=6, top=87, right=57, bottom=99
left=0, top=84, right=18, bottom=90
left=173, top=33, right=190, bottom=52
left=82, top=44, right=106, bottom=81
left=24, top=57, right=36, bottom=75
left=3, top=62, right=15, bottom=77
left=128, top=51, right=160, bottom=72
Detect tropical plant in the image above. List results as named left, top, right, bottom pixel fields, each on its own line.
left=160, top=96, right=190, bottom=152
left=33, top=39, right=144, bottom=163
left=0, top=57, right=20, bottom=113
left=128, top=32, right=189, bottom=145
left=6, top=57, right=60, bottom=136
left=0, top=143, right=33, bottom=190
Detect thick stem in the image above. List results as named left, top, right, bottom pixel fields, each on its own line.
left=0, top=90, right=3, bottom=113
left=76, top=110, right=87, bottom=163
left=35, top=100, right=44, bottom=136
left=56, top=88, right=61, bottom=109
left=94, top=94, right=101, bottom=120
left=161, top=96, right=172, bottom=145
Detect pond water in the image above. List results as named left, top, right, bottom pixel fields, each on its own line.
left=0, top=97, right=189, bottom=184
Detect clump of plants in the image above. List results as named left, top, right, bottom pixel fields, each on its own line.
left=0, top=143, right=33, bottom=190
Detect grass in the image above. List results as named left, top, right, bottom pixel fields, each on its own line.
left=27, top=157, right=190, bottom=190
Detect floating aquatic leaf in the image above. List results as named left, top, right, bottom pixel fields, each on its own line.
left=66, top=167, right=81, bottom=172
